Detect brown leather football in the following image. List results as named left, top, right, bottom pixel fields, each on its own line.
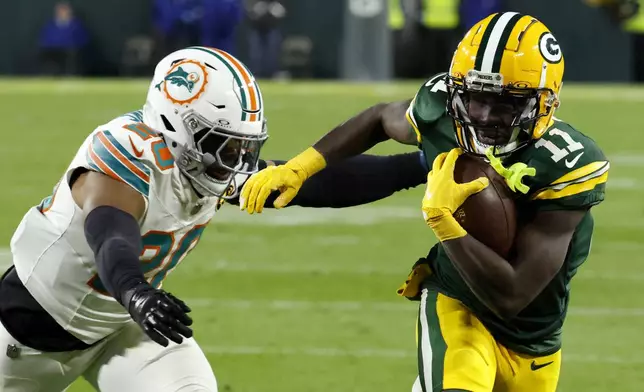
left=452, top=153, right=517, bottom=258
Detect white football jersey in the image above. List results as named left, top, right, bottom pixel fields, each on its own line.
left=10, top=110, right=220, bottom=344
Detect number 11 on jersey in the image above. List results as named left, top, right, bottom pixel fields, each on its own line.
left=535, top=128, right=584, bottom=167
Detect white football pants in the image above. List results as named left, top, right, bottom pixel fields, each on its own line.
left=0, top=320, right=217, bottom=392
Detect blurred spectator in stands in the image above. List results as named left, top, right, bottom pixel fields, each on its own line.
left=153, top=0, right=203, bottom=55
left=585, top=0, right=642, bottom=80
left=584, top=0, right=638, bottom=23
left=154, top=0, right=242, bottom=59
left=460, top=0, right=504, bottom=31
left=420, top=0, right=460, bottom=78
left=201, top=0, right=243, bottom=55
left=39, top=2, right=89, bottom=76
left=389, top=0, right=424, bottom=78
left=389, top=0, right=459, bottom=79
left=245, top=0, right=286, bottom=78
left=620, top=1, right=643, bottom=81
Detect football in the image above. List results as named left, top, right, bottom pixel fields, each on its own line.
left=452, top=153, right=517, bottom=258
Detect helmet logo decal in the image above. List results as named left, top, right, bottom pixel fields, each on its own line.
left=189, top=46, right=263, bottom=122
left=510, top=81, right=532, bottom=89
left=539, top=32, right=562, bottom=64
left=155, top=59, right=209, bottom=105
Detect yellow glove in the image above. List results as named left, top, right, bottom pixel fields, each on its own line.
left=240, top=147, right=327, bottom=214
left=422, top=148, right=489, bottom=241
left=396, top=260, right=432, bottom=299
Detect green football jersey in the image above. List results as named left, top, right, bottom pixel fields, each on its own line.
left=406, top=73, right=609, bottom=356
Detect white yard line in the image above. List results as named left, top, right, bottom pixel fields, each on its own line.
left=187, top=297, right=644, bottom=317
left=5, top=80, right=644, bottom=102
left=187, top=298, right=411, bottom=312
left=609, top=154, right=644, bottom=166
left=190, top=259, right=404, bottom=275
left=606, top=177, right=644, bottom=190
left=0, top=248, right=12, bottom=269
left=201, top=345, right=644, bottom=364
left=213, top=202, right=642, bottom=227
left=185, top=258, right=644, bottom=281
left=2, top=240, right=643, bottom=282
left=202, top=345, right=412, bottom=358
left=213, top=206, right=422, bottom=226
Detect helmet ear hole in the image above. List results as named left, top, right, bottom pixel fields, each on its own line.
left=160, top=115, right=177, bottom=133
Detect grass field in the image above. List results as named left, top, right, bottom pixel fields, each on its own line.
left=0, top=78, right=643, bottom=391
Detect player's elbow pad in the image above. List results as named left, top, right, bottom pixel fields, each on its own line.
left=84, top=206, right=146, bottom=305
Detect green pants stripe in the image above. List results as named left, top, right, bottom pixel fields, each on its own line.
left=417, top=288, right=448, bottom=392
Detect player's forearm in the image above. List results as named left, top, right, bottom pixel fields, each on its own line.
left=442, top=236, right=522, bottom=319
left=312, top=104, right=391, bottom=164
left=84, top=206, right=147, bottom=306
left=284, top=152, right=428, bottom=207
left=232, top=153, right=427, bottom=208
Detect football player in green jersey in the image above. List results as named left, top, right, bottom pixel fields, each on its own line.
left=239, top=12, right=609, bottom=392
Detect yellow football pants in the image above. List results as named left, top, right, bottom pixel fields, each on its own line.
left=413, top=289, right=561, bottom=392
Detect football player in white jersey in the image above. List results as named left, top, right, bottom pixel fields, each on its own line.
left=0, top=46, right=428, bottom=392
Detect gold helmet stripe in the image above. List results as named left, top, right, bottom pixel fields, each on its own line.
left=476, top=12, right=522, bottom=73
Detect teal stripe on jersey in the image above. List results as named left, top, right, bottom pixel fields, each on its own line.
left=101, top=131, right=150, bottom=175
left=88, top=133, right=150, bottom=197
left=124, top=110, right=144, bottom=123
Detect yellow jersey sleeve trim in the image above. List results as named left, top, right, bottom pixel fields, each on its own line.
left=551, top=161, right=609, bottom=185
left=531, top=171, right=608, bottom=200
left=405, top=103, right=422, bottom=144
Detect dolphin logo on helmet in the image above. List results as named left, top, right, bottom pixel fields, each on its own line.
left=144, top=47, right=268, bottom=199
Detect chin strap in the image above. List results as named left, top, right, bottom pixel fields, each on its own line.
left=484, top=147, right=536, bottom=194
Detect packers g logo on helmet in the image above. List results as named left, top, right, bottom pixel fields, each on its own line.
left=446, top=12, right=564, bottom=157
left=539, top=32, right=562, bottom=64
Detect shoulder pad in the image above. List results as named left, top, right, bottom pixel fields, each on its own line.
left=85, top=121, right=175, bottom=198
left=406, top=73, right=449, bottom=141
left=518, top=120, right=609, bottom=209
left=118, top=110, right=145, bottom=124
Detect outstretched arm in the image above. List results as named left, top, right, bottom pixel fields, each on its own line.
left=230, top=151, right=428, bottom=210
left=287, top=151, right=427, bottom=207
left=312, top=100, right=418, bottom=163
left=240, top=100, right=419, bottom=213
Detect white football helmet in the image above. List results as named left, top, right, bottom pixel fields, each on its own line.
left=143, top=46, right=268, bottom=199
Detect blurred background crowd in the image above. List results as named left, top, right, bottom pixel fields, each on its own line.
left=1, top=0, right=642, bottom=81
left=1, top=3, right=643, bottom=392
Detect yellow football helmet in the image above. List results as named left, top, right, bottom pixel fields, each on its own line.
left=446, top=12, right=564, bottom=156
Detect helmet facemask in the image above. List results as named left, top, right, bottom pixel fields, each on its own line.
left=446, top=70, right=557, bottom=157
left=171, top=111, right=268, bottom=199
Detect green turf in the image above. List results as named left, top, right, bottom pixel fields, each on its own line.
left=0, top=78, right=642, bottom=391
